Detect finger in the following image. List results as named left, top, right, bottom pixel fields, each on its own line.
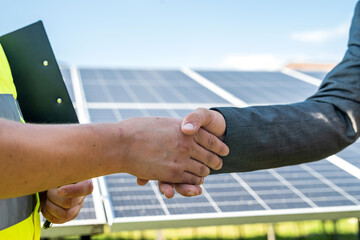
left=137, top=178, right=149, bottom=186
left=184, top=159, right=210, bottom=177
left=43, top=197, right=84, bottom=224
left=47, top=186, right=83, bottom=210
left=41, top=204, right=61, bottom=224
left=182, top=108, right=213, bottom=135
left=190, top=143, right=223, bottom=170
left=158, top=181, right=175, bottom=199
left=57, top=179, right=94, bottom=198
left=173, top=183, right=202, bottom=197
left=181, top=172, right=204, bottom=185
left=39, top=191, right=47, bottom=212
left=48, top=191, right=84, bottom=210
left=194, top=128, right=229, bottom=156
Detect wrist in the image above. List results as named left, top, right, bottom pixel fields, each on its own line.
left=90, top=122, right=132, bottom=175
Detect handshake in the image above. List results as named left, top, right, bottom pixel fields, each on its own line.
left=131, top=108, right=228, bottom=199
left=36, top=108, right=228, bottom=223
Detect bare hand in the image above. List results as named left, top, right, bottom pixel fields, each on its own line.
left=40, top=180, right=93, bottom=224
left=123, top=117, right=227, bottom=185
left=138, top=109, right=228, bottom=198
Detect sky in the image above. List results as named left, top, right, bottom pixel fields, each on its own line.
left=0, top=1, right=358, bottom=70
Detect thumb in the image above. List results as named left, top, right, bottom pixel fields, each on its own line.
left=57, top=180, right=93, bottom=198
left=181, top=108, right=212, bottom=135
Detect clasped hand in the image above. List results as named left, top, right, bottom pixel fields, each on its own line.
left=40, top=108, right=226, bottom=224
left=137, top=108, right=227, bottom=198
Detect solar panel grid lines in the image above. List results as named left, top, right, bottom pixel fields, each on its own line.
left=94, top=69, right=124, bottom=121
left=181, top=67, right=248, bottom=107
left=327, top=155, right=360, bottom=182
left=230, top=173, right=271, bottom=210
left=280, top=68, right=322, bottom=87
left=130, top=70, right=181, bottom=118
left=149, top=181, right=171, bottom=215
left=301, top=164, right=360, bottom=205
left=267, top=169, right=318, bottom=208
left=195, top=70, right=319, bottom=105
left=199, top=185, right=222, bottom=213
left=112, top=69, right=150, bottom=117
left=147, top=70, right=191, bottom=103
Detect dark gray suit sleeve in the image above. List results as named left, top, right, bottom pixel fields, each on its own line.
left=212, top=1, right=360, bottom=174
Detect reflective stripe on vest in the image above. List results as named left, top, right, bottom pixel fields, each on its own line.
left=0, top=43, right=41, bottom=239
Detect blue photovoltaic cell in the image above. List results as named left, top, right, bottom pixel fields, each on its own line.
left=75, top=195, right=97, bottom=220
left=333, top=139, right=360, bottom=168
left=79, top=69, right=228, bottom=104
left=88, top=108, right=195, bottom=123
left=168, top=206, right=217, bottom=215
left=196, top=71, right=319, bottom=105
left=105, top=174, right=165, bottom=218
left=88, top=109, right=118, bottom=123
left=300, top=71, right=329, bottom=80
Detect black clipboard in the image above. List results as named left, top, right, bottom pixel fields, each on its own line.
left=0, top=21, right=78, bottom=124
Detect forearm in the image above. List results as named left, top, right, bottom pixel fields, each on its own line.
left=1, top=116, right=215, bottom=199
left=0, top=119, right=127, bottom=199
left=213, top=100, right=357, bottom=173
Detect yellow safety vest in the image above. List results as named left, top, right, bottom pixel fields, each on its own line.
left=0, top=44, right=41, bottom=239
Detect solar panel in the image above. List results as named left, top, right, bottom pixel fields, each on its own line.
left=69, top=67, right=360, bottom=232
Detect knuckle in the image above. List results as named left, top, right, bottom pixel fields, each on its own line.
left=215, top=157, right=223, bottom=170
left=190, top=175, right=197, bottom=185
left=193, top=131, right=199, bottom=141
left=169, top=165, right=180, bottom=179
left=191, top=144, right=196, bottom=154
left=178, top=141, right=191, bottom=153
left=60, top=209, right=73, bottom=220
left=199, top=164, right=210, bottom=177
left=62, top=198, right=74, bottom=209
left=207, top=134, right=216, bottom=149
left=206, top=152, right=214, bottom=166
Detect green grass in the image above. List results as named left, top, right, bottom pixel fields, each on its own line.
left=63, top=218, right=359, bottom=240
